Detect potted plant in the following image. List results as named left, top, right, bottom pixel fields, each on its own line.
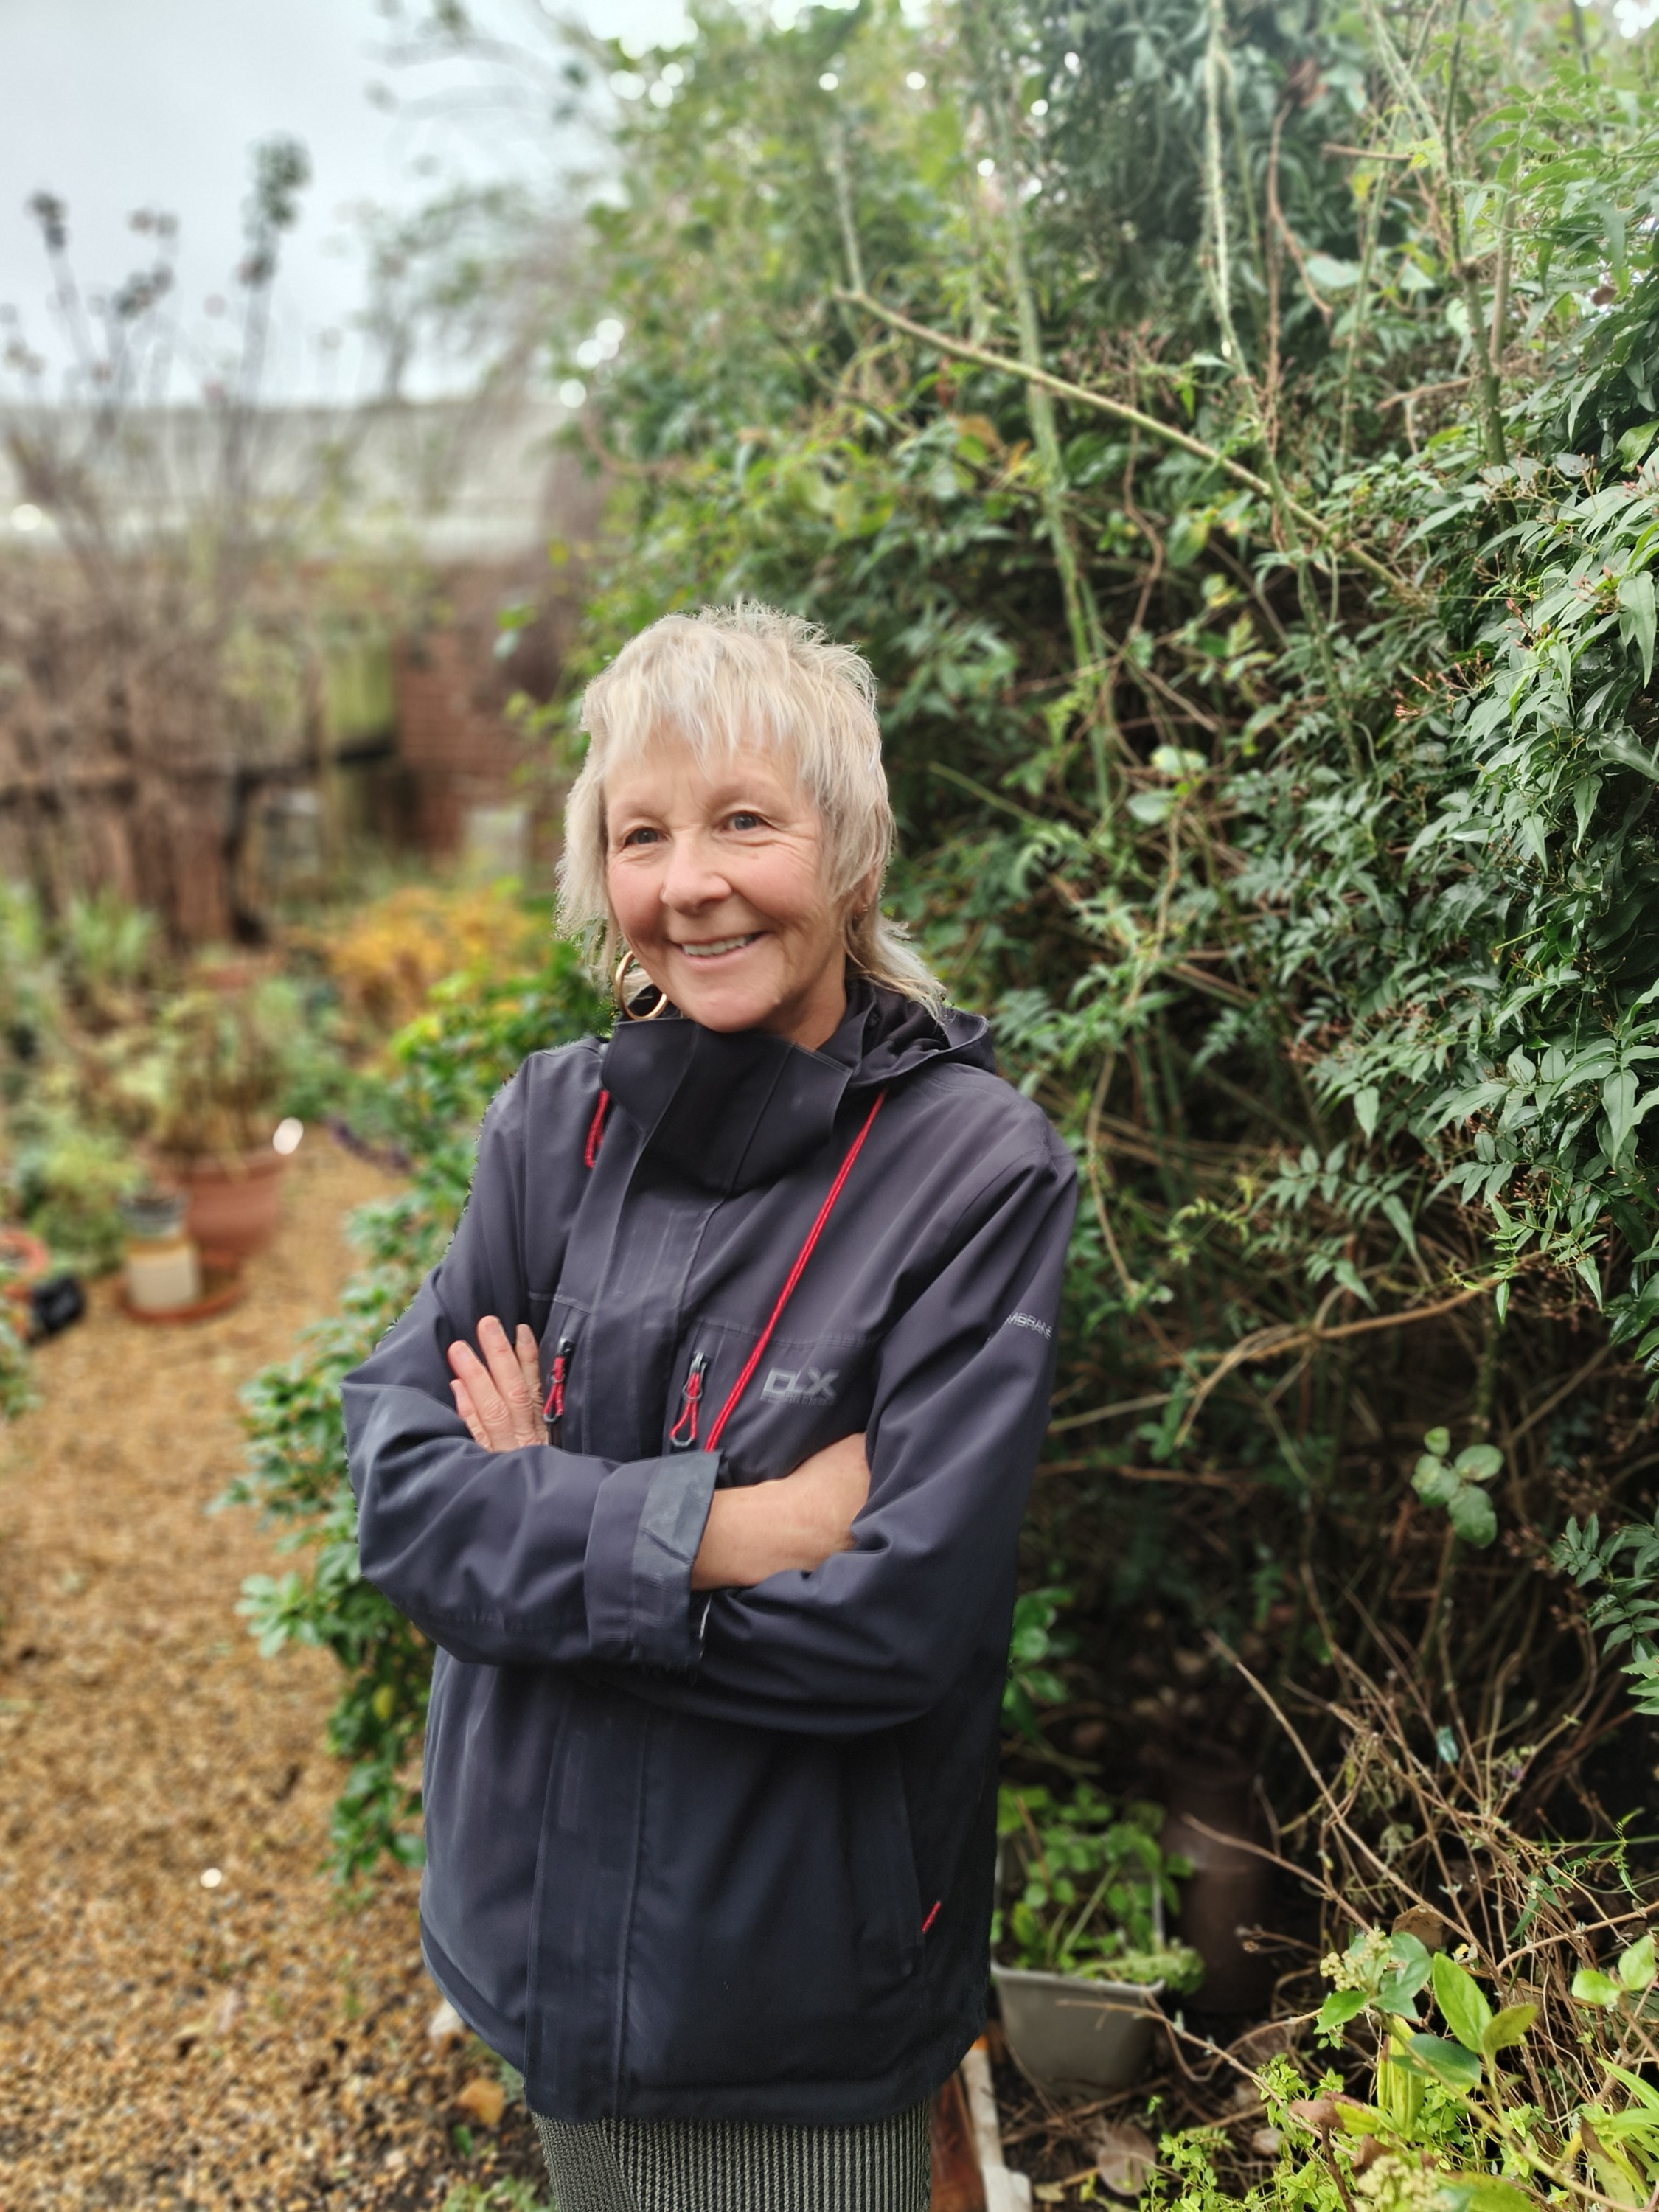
left=992, top=1784, right=1204, bottom=2093
left=107, top=982, right=305, bottom=1259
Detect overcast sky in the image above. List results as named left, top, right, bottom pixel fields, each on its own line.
left=0, top=0, right=689, bottom=403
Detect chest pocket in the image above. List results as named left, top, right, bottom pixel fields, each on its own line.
left=659, top=1318, right=880, bottom=1485
left=532, top=1293, right=588, bottom=1447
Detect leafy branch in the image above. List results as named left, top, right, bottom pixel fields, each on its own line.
left=838, top=288, right=1429, bottom=610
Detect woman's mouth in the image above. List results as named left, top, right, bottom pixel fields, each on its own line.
left=676, top=933, right=762, bottom=961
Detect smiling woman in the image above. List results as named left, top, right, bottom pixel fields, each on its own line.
left=559, top=602, right=942, bottom=1023
left=603, top=746, right=853, bottom=1050
left=341, top=601, right=1077, bottom=2212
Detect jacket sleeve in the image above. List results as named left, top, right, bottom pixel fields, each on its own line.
left=597, top=1127, right=1078, bottom=1736
left=341, top=1065, right=720, bottom=1673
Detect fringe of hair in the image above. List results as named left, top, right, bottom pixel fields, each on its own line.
left=557, top=602, right=943, bottom=1009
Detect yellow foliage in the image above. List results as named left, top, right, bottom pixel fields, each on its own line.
left=319, top=884, right=547, bottom=1032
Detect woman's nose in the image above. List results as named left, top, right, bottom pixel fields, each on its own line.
left=659, top=834, right=731, bottom=910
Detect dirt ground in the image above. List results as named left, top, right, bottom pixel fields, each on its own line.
left=0, top=1136, right=550, bottom=2211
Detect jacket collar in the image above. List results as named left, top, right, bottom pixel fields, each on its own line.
left=599, top=996, right=861, bottom=1195
left=598, top=977, right=995, bottom=1195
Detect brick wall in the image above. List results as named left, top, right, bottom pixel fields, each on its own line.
left=391, top=561, right=572, bottom=866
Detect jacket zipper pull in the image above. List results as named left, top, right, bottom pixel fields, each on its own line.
left=668, top=1352, right=708, bottom=1453
left=543, top=1337, right=576, bottom=1446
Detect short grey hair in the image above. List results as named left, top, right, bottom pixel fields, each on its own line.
left=557, top=602, right=942, bottom=1007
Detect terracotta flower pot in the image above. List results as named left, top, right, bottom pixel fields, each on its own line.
left=0, top=1226, right=52, bottom=1310
left=165, top=1148, right=288, bottom=1260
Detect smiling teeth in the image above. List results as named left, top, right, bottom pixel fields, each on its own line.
left=680, top=934, right=759, bottom=958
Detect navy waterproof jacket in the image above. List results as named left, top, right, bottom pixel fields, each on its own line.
left=343, top=981, right=1077, bottom=2124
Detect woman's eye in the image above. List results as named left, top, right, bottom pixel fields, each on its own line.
left=726, top=811, right=765, bottom=832
left=618, top=825, right=661, bottom=848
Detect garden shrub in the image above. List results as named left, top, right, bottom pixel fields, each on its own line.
left=534, top=0, right=1659, bottom=1818
left=313, top=882, right=552, bottom=1037
left=229, top=935, right=602, bottom=1877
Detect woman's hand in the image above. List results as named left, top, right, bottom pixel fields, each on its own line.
left=692, top=1432, right=870, bottom=1592
left=447, top=1315, right=543, bottom=1451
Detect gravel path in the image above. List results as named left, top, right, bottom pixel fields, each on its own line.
left=0, top=1137, right=549, bottom=2211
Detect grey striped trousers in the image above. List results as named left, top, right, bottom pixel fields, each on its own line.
left=532, top=2101, right=932, bottom=2212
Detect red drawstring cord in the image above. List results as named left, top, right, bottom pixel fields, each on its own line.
left=668, top=1355, right=706, bottom=1449
left=541, top=1344, right=569, bottom=1427
left=584, top=1089, right=611, bottom=1169
left=705, top=1088, right=887, bottom=1453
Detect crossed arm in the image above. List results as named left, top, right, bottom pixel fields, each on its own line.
left=447, top=1315, right=870, bottom=1592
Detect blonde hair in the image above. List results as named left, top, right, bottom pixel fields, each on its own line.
left=558, top=602, right=942, bottom=1007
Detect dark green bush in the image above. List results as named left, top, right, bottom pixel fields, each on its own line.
left=549, top=0, right=1659, bottom=1810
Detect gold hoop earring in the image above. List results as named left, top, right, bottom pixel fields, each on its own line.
left=613, top=947, right=669, bottom=1021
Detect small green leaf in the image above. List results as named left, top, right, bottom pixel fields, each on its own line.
left=1381, top=1194, right=1419, bottom=1255
left=1433, top=1952, right=1493, bottom=2053
left=1149, top=745, right=1207, bottom=780
left=1453, top=1444, right=1503, bottom=1483
left=1316, top=1987, right=1369, bottom=2037
left=1617, top=1932, right=1656, bottom=1989
left=1377, top=1933, right=1433, bottom=2016
left=1404, top=2031, right=1483, bottom=2091
left=1166, top=511, right=1211, bottom=568
left=1354, top=1086, right=1380, bottom=1138
left=1605, top=1068, right=1641, bottom=1162
left=1481, top=2002, right=1537, bottom=2055
left=1449, top=2179, right=1538, bottom=2212
left=1573, top=1967, right=1626, bottom=2008
left=1330, top=2102, right=1388, bottom=2136
left=1126, top=790, right=1176, bottom=827
left=1414, top=1460, right=1461, bottom=1506
left=1616, top=420, right=1659, bottom=468
left=1606, top=2062, right=1659, bottom=2110
left=1305, top=251, right=1363, bottom=290
left=1423, top=1427, right=1451, bottom=1457
left=1619, top=570, right=1657, bottom=689
left=1448, top=1485, right=1498, bottom=1547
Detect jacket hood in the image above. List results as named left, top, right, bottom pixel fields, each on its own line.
left=599, top=978, right=993, bottom=1194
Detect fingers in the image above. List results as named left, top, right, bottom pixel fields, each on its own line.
left=476, top=1315, right=543, bottom=1446
left=447, top=1338, right=508, bottom=1448
left=514, top=1323, right=543, bottom=1411
left=445, top=1310, right=535, bottom=1451
left=451, top=1374, right=489, bottom=1446
left=446, top=1316, right=544, bottom=1450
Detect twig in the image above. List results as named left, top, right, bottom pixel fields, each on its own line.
left=1037, top=1460, right=1267, bottom=1488
left=1377, top=377, right=1473, bottom=409
left=1174, top=1276, right=1502, bottom=1439
left=1267, top=108, right=1335, bottom=335
left=1048, top=1392, right=1174, bottom=1433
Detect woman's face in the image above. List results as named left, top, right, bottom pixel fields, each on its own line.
left=605, top=737, right=855, bottom=1050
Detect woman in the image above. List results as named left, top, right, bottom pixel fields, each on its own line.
left=344, top=603, right=1077, bottom=2212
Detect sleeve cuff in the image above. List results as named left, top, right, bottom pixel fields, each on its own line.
left=584, top=1451, right=720, bottom=1669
